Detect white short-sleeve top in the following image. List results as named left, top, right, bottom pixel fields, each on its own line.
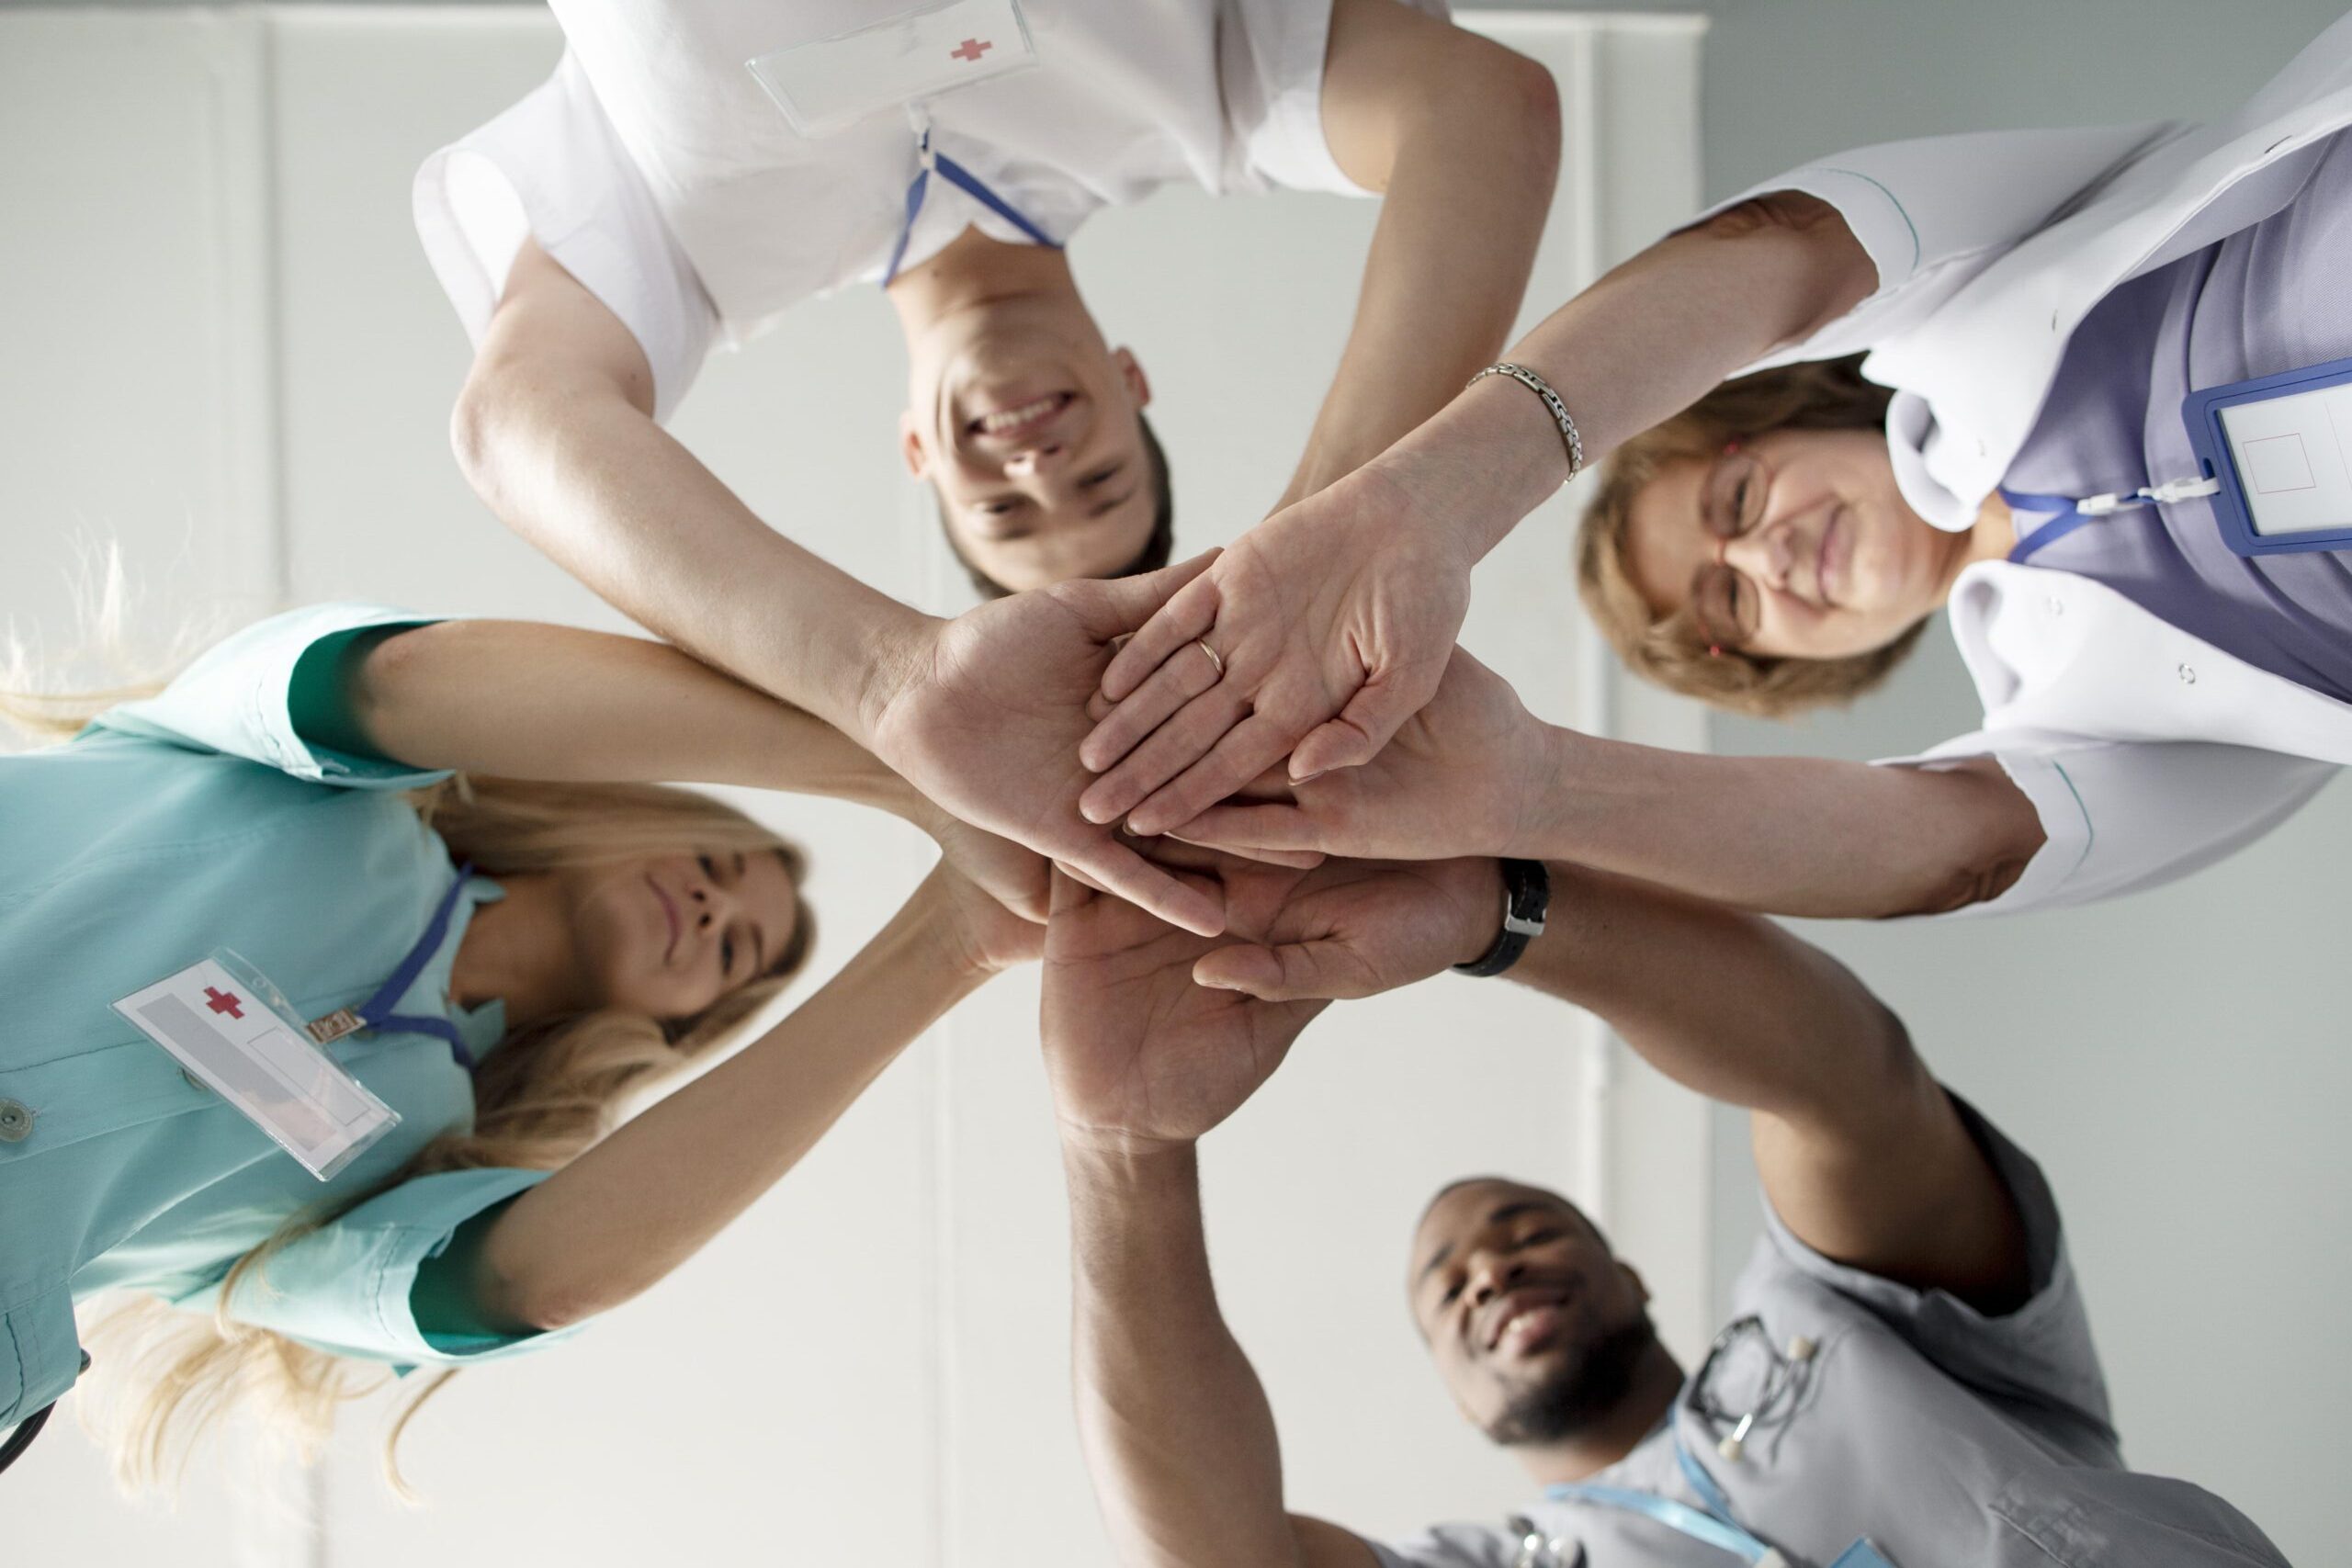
left=415, top=0, right=1424, bottom=421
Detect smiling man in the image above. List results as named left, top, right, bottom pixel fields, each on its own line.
left=420, top=0, right=1558, bottom=607
left=1044, top=857, right=2288, bottom=1567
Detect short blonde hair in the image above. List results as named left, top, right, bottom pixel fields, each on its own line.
left=1575, top=356, right=1928, bottom=718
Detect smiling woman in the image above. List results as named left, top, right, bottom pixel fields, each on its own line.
left=0, top=603, right=1040, bottom=1493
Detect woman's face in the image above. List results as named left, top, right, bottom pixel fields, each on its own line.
left=556, top=849, right=801, bottom=1024
left=1622, top=427, right=1960, bottom=660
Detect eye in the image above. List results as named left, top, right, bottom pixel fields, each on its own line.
left=1514, top=1227, right=1565, bottom=1250
left=1441, top=1280, right=1464, bottom=1306
left=698, top=853, right=715, bottom=878
left=721, top=933, right=737, bottom=974
left=1080, top=465, right=1118, bottom=490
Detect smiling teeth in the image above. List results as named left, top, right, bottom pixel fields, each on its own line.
left=978, top=395, right=1060, bottom=433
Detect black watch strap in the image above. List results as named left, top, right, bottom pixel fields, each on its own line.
left=1453, top=859, right=1549, bottom=978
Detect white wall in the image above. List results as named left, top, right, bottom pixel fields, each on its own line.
left=0, top=8, right=1708, bottom=1563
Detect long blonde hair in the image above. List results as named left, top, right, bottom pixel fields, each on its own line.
left=6, top=609, right=814, bottom=1498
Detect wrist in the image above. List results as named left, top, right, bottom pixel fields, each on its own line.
left=1453, top=858, right=1510, bottom=966
left=1060, top=1130, right=1202, bottom=1190
left=900, top=877, right=1002, bottom=991
left=1507, top=721, right=1583, bottom=860
left=850, top=607, right=944, bottom=756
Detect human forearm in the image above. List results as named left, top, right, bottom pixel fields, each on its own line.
left=1369, top=194, right=1875, bottom=562
left=1511, top=863, right=1916, bottom=1122
left=1279, top=23, right=1559, bottom=509
left=345, top=620, right=921, bottom=811
left=1065, top=1142, right=1342, bottom=1568
left=452, top=368, right=931, bottom=746
left=469, top=874, right=989, bottom=1329
left=1516, top=732, right=2043, bottom=919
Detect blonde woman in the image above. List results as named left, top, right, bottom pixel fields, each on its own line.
left=0, top=602, right=1041, bottom=1488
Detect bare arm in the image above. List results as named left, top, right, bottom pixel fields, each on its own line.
left=1273, top=0, right=1559, bottom=508
left=1522, top=734, right=2047, bottom=919
left=449, top=241, right=927, bottom=743
left=1065, top=1145, right=1375, bottom=1568
left=1513, top=863, right=2028, bottom=1311
left=337, top=619, right=911, bottom=811
left=456, top=867, right=1016, bottom=1331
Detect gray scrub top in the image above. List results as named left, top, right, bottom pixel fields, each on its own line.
left=1374, top=1104, right=2285, bottom=1568
left=2006, top=126, right=2352, bottom=704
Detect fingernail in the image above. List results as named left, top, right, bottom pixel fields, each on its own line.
left=1294, top=770, right=1326, bottom=785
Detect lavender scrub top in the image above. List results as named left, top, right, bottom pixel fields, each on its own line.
left=2003, top=127, right=2352, bottom=705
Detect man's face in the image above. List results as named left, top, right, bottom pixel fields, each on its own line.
left=900, top=296, right=1159, bottom=592
left=1408, top=1179, right=1659, bottom=1445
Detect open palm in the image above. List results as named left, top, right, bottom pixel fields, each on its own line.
left=868, top=556, right=1227, bottom=936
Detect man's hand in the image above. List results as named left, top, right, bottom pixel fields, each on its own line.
left=1076, top=465, right=1476, bottom=838
left=1160, top=649, right=1553, bottom=863
left=1041, top=869, right=1327, bottom=1156
left=866, top=554, right=1229, bottom=937
left=1193, top=853, right=1501, bottom=1002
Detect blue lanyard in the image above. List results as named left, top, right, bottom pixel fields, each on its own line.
left=346, top=866, right=480, bottom=1071
left=883, top=128, right=1061, bottom=284
left=1544, top=1418, right=1789, bottom=1566
left=2001, top=476, right=2222, bottom=565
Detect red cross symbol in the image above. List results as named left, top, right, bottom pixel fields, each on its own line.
left=949, top=37, right=993, bottom=62
left=203, top=986, right=244, bottom=1020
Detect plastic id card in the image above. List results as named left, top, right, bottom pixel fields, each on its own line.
left=745, top=0, right=1036, bottom=139
left=2183, top=354, right=2352, bottom=555
left=113, top=953, right=398, bottom=1181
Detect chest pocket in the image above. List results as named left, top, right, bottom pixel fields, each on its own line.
left=1991, top=1469, right=2289, bottom=1566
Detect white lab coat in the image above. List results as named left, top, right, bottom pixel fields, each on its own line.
left=1705, top=8, right=2352, bottom=915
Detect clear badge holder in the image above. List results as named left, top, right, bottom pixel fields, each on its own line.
left=745, top=0, right=1037, bottom=139
left=112, top=949, right=400, bottom=1181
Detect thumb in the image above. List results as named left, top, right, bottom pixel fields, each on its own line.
left=1287, top=674, right=1424, bottom=781
left=1193, top=939, right=1380, bottom=1002
left=1077, top=547, right=1220, bottom=643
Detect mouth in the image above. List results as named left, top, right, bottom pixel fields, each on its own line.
left=1817, top=508, right=1848, bottom=606
left=966, top=389, right=1076, bottom=441
left=649, top=874, right=682, bottom=963
left=1479, top=1286, right=1570, bottom=1358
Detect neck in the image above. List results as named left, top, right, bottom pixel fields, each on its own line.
left=1518, top=1338, right=1686, bottom=1488
left=448, top=873, right=582, bottom=1033
left=885, top=223, right=1082, bottom=337
left=1937, top=491, right=2018, bottom=602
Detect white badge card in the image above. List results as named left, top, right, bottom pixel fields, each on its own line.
left=746, top=0, right=1036, bottom=139
left=113, top=953, right=399, bottom=1181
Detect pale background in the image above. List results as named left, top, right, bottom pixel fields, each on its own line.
left=1, top=4, right=2342, bottom=1565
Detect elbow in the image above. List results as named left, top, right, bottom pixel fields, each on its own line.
left=448, top=360, right=519, bottom=513
left=1451, top=41, right=1562, bottom=187
left=495, top=1269, right=628, bottom=1336
left=1694, top=191, right=1875, bottom=349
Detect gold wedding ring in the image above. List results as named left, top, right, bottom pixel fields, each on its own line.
left=1194, top=639, right=1226, bottom=679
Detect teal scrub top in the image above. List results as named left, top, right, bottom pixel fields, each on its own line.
left=0, top=604, right=581, bottom=1430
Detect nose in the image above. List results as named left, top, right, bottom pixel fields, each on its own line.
left=687, top=873, right=738, bottom=931
left=1720, top=520, right=1792, bottom=590
left=1465, top=1251, right=1521, bottom=1307
left=1002, top=436, right=1070, bottom=479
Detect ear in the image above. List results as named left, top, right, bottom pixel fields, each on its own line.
left=1619, top=1261, right=1651, bottom=1307
left=898, top=407, right=931, bottom=479
left=1112, top=347, right=1152, bottom=412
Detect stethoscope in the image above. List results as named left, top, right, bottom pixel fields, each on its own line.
left=1508, top=1317, right=1822, bottom=1568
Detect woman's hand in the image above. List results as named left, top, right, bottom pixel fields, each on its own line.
left=917, top=860, right=1046, bottom=978
left=1159, top=649, right=1555, bottom=863
left=1193, top=853, right=1502, bottom=1001
left=908, top=804, right=1051, bottom=925
left=1075, top=464, right=1477, bottom=837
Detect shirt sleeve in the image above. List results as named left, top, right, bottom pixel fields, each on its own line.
left=1695, top=120, right=2181, bottom=375
left=85, top=604, right=454, bottom=791
left=209, top=1168, right=581, bottom=1369
left=1736, top=1096, right=2116, bottom=1447
left=1216, top=0, right=1450, bottom=197
left=413, top=50, right=718, bottom=423
left=1878, top=734, right=2337, bottom=918
left=1367, top=1523, right=1519, bottom=1568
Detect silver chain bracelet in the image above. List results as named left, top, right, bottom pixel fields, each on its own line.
left=1465, top=362, right=1585, bottom=481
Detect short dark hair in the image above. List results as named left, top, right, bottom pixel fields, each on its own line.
left=941, top=412, right=1174, bottom=600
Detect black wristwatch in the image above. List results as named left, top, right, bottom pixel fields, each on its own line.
left=1453, top=859, right=1549, bottom=977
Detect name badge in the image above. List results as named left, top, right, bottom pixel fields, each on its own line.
left=745, top=0, right=1037, bottom=139
left=2182, top=353, right=2352, bottom=555
left=113, top=952, right=399, bottom=1181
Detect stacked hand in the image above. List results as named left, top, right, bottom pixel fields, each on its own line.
left=1074, top=467, right=1476, bottom=840
left=1040, top=850, right=1502, bottom=1151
